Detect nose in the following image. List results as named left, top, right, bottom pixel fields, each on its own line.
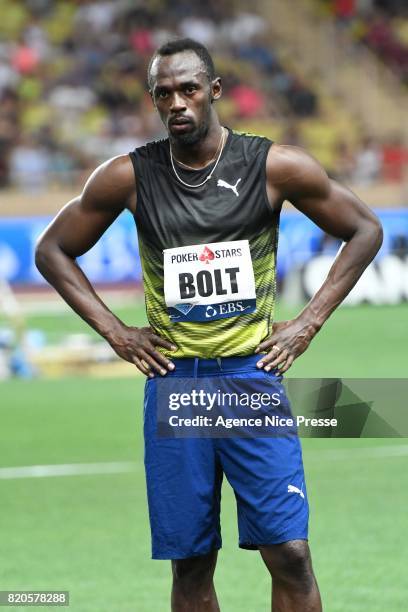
left=170, top=92, right=187, bottom=113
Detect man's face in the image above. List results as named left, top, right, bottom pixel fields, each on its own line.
left=149, top=51, right=221, bottom=145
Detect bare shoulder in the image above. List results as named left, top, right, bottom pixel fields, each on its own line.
left=266, top=143, right=330, bottom=201
left=82, top=154, right=136, bottom=214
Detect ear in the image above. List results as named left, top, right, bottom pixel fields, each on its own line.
left=149, top=89, right=157, bottom=108
left=211, top=77, right=222, bottom=103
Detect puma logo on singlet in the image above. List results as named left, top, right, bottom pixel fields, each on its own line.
left=217, top=178, right=241, bottom=197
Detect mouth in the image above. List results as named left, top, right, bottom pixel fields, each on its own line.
left=169, top=117, right=193, bottom=132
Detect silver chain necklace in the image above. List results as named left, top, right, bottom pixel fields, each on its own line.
left=169, top=127, right=226, bottom=188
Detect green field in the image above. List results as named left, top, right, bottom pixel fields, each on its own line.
left=16, top=301, right=408, bottom=377
left=1, top=302, right=407, bottom=611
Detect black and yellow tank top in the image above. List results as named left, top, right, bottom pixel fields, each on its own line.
left=129, top=129, right=279, bottom=358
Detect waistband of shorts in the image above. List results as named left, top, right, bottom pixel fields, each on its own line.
left=167, top=355, right=274, bottom=377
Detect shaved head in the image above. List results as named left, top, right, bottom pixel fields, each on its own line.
left=147, top=38, right=215, bottom=91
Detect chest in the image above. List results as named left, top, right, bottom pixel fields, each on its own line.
left=136, top=161, right=272, bottom=249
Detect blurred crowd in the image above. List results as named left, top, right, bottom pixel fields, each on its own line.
left=325, top=0, right=408, bottom=82
left=0, top=0, right=406, bottom=194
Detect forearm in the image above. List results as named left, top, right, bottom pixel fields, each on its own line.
left=298, top=221, right=383, bottom=331
left=35, top=244, right=124, bottom=342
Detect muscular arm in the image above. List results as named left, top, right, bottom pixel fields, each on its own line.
left=257, top=145, right=383, bottom=373
left=35, top=155, right=176, bottom=376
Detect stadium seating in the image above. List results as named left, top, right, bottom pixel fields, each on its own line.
left=0, top=0, right=406, bottom=206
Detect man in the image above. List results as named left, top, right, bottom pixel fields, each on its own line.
left=35, top=38, right=382, bottom=611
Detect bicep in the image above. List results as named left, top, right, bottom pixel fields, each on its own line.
left=40, top=196, right=122, bottom=258
left=269, top=146, right=378, bottom=241
left=291, top=179, right=378, bottom=242
left=37, top=155, right=135, bottom=258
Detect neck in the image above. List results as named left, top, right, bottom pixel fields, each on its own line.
left=169, top=117, right=223, bottom=169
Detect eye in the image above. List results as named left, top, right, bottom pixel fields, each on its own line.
left=185, top=85, right=197, bottom=94
left=157, top=90, right=168, bottom=99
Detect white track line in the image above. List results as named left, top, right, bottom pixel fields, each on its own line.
left=1, top=446, right=408, bottom=481
left=305, top=444, right=408, bottom=461
left=0, top=461, right=138, bottom=480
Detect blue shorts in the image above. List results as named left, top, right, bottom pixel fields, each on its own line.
left=143, top=355, right=309, bottom=560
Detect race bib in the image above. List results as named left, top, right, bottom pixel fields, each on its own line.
left=163, top=240, right=256, bottom=323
